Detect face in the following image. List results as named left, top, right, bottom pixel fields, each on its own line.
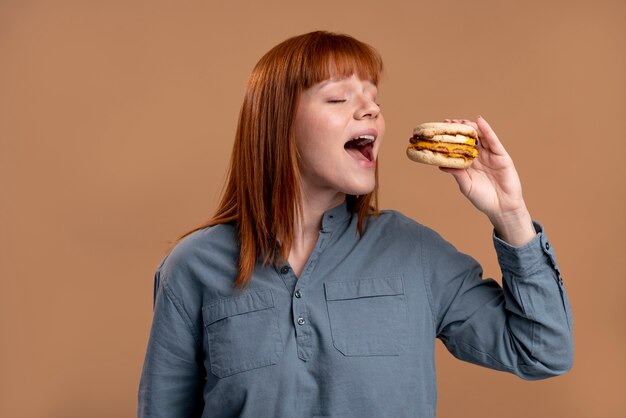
left=294, top=74, right=385, bottom=203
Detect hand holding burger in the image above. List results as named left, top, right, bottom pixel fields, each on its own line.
left=408, top=116, right=536, bottom=247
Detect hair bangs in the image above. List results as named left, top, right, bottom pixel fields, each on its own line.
left=300, top=33, right=383, bottom=89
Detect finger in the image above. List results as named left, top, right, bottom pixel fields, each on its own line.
left=443, top=118, right=479, bottom=131
left=476, top=116, right=507, bottom=155
left=459, top=119, right=479, bottom=131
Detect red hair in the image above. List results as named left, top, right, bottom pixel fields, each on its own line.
left=178, top=31, right=383, bottom=288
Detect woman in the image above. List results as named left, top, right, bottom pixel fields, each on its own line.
left=138, top=31, right=573, bottom=418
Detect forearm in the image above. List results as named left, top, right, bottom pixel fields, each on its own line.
left=493, top=222, right=574, bottom=377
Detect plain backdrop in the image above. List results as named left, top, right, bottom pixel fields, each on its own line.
left=1, top=0, right=625, bottom=417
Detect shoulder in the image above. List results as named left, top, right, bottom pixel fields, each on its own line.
left=370, top=210, right=480, bottom=280
left=366, top=209, right=454, bottom=248
left=369, top=209, right=417, bottom=227
left=157, top=223, right=239, bottom=289
left=367, top=209, right=426, bottom=235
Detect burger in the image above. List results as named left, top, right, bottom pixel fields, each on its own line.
left=406, top=122, right=479, bottom=169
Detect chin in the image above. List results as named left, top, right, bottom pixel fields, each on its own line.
left=343, top=181, right=376, bottom=197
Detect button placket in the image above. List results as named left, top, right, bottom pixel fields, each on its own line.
left=292, top=280, right=308, bottom=342
left=291, top=231, right=334, bottom=362
left=541, top=236, right=564, bottom=285
left=274, top=262, right=297, bottom=294
left=293, top=298, right=311, bottom=361
left=293, top=294, right=307, bottom=331
left=291, top=233, right=324, bottom=334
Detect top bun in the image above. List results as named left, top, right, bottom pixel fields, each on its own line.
left=413, top=122, right=478, bottom=140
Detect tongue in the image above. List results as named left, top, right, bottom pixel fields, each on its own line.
left=360, top=143, right=373, bottom=161
left=345, top=143, right=373, bottom=161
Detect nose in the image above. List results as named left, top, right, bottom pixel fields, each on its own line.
left=355, top=96, right=380, bottom=120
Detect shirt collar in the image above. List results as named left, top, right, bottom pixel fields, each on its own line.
left=321, top=199, right=352, bottom=232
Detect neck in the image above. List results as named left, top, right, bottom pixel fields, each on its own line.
left=287, top=188, right=344, bottom=276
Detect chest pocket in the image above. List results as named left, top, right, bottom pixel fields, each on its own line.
left=324, top=275, right=407, bottom=356
left=202, top=289, right=283, bottom=378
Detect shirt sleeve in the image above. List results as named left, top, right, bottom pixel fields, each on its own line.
left=138, top=269, right=205, bottom=417
left=424, top=222, right=574, bottom=380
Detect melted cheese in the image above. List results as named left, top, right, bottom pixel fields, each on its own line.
left=408, top=140, right=478, bottom=159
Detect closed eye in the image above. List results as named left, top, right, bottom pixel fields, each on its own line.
left=327, top=99, right=347, bottom=103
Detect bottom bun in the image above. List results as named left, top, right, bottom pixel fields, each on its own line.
left=406, top=147, right=474, bottom=169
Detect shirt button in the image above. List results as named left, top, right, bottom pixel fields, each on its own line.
left=294, top=290, right=302, bottom=298
left=297, top=317, right=305, bottom=325
left=545, top=242, right=550, bottom=251
left=280, top=266, right=290, bottom=274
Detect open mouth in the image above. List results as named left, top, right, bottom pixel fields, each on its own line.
left=344, top=135, right=375, bottom=162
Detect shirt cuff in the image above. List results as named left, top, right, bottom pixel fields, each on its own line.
left=493, top=221, right=562, bottom=280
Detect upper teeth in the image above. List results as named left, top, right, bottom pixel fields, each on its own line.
left=349, top=135, right=375, bottom=146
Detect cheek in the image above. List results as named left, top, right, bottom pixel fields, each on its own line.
left=296, top=112, right=342, bottom=155
left=304, top=112, right=341, bottom=137
left=294, top=112, right=314, bottom=154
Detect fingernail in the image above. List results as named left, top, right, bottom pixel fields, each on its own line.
left=477, top=115, right=483, bottom=120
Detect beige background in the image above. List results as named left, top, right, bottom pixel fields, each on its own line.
left=1, top=0, right=624, bottom=417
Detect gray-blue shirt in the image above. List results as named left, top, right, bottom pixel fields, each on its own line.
left=138, top=202, right=573, bottom=418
